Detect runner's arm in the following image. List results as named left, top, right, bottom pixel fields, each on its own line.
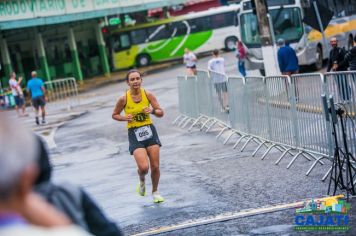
left=145, top=91, right=164, bottom=118
left=112, top=96, right=132, bottom=122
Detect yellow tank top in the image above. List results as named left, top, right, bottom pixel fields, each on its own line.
left=124, top=88, right=153, bottom=128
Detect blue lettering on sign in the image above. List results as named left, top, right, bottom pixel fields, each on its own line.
left=305, top=215, right=315, bottom=226
left=315, top=215, right=324, bottom=226
left=295, top=215, right=304, bottom=225
left=325, top=216, right=335, bottom=226
left=295, top=215, right=349, bottom=226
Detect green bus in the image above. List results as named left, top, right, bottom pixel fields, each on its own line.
left=108, top=4, right=240, bottom=70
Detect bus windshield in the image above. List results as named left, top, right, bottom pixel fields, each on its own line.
left=240, top=7, right=303, bottom=47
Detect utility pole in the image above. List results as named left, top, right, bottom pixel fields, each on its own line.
left=253, top=0, right=280, bottom=76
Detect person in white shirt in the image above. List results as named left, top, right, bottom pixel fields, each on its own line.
left=208, top=49, right=229, bottom=112
left=183, top=48, right=197, bottom=75
left=9, top=72, right=27, bottom=116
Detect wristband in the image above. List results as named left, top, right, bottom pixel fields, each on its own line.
left=151, top=109, right=156, bottom=115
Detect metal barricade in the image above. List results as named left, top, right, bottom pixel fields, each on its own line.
left=44, top=78, right=79, bottom=110
left=291, top=73, right=332, bottom=156
left=208, top=70, right=230, bottom=127
left=181, top=75, right=200, bottom=128
left=324, top=72, right=356, bottom=157
left=289, top=73, right=331, bottom=175
left=188, top=70, right=215, bottom=131
left=228, top=76, right=247, bottom=132
left=173, top=76, right=188, bottom=125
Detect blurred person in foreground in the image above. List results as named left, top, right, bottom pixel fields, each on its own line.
left=0, top=113, right=91, bottom=236
left=34, top=136, right=123, bottom=236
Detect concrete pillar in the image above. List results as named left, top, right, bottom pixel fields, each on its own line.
left=68, top=28, right=83, bottom=82
left=15, top=52, right=24, bottom=77
left=95, top=23, right=111, bottom=78
left=36, top=32, right=51, bottom=81
left=0, top=36, right=13, bottom=87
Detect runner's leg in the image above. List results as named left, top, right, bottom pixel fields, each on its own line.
left=146, top=144, right=160, bottom=193
left=133, top=148, right=149, bottom=182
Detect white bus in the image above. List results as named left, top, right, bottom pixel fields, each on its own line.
left=238, top=0, right=356, bottom=73
left=107, top=4, right=240, bottom=69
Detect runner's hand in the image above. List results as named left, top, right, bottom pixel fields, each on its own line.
left=143, top=107, right=153, bottom=114
left=126, top=114, right=133, bottom=122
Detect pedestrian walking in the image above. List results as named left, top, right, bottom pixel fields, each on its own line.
left=112, top=69, right=165, bottom=203
left=9, top=71, right=28, bottom=116
left=277, top=38, right=299, bottom=75
left=236, top=40, right=247, bottom=77
left=183, top=48, right=197, bottom=75
left=27, top=71, right=47, bottom=125
left=339, top=35, right=356, bottom=71
left=0, top=113, right=91, bottom=236
left=208, top=49, right=229, bottom=112
left=327, top=37, right=350, bottom=101
left=277, top=38, right=299, bottom=99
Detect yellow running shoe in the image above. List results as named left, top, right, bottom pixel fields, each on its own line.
left=136, top=182, right=146, bottom=196
left=152, top=191, right=165, bottom=203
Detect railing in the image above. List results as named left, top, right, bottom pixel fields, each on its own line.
left=175, top=70, right=356, bottom=183
left=44, top=78, right=79, bottom=110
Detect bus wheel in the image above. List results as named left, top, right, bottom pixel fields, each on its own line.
left=314, top=46, right=323, bottom=70
left=225, top=37, right=237, bottom=51
left=136, top=54, right=151, bottom=67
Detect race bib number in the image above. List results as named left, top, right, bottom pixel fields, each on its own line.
left=134, top=125, right=153, bottom=142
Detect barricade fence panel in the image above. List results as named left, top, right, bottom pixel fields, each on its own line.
left=324, top=72, right=356, bottom=157
left=177, top=76, right=187, bottom=116
left=185, top=75, right=200, bottom=119
left=44, top=78, right=79, bottom=110
left=264, top=76, right=296, bottom=146
left=177, top=71, right=356, bottom=160
left=196, top=70, right=214, bottom=118
left=291, top=73, right=332, bottom=156
left=244, top=76, right=271, bottom=139
left=208, top=70, right=230, bottom=126
left=227, top=76, right=248, bottom=132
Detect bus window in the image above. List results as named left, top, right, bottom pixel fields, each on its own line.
left=272, top=8, right=303, bottom=43
left=147, top=25, right=170, bottom=42
left=189, top=16, right=209, bottom=33
left=112, top=33, right=131, bottom=52
left=131, top=29, right=148, bottom=44
left=240, top=13, right=260, bottom=46
left=171, top=22, right=188, bottom=36
left=211, top=13, right=233, bottom=29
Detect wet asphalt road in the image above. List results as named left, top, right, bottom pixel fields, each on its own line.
left=45, top=52, right=356, bottom=235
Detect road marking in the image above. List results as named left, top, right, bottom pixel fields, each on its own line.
left=132, top=195, right=344, bottom=236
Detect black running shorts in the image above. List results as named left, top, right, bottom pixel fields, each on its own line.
left=128, top=124, right=161, bottom=155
